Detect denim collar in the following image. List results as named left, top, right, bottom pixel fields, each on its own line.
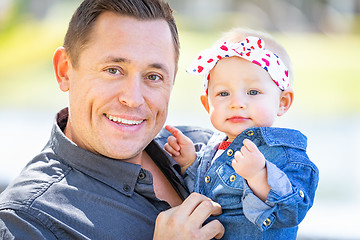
left=211, top=127, right=307, bottom=152
left=230, top=127, right=307, bottom=150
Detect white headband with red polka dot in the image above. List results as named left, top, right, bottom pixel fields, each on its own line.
left=186, top=36, right=290, bottom=93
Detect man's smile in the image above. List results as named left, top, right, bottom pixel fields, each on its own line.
left=105, top=113, right=144, bottom=126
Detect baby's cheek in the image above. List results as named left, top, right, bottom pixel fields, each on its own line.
left=253, top=105, right=277, bottom=127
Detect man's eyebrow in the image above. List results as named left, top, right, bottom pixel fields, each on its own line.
left=150, top=63, right=169, bottom=75
left=103, top=56, right=129, bottom=63
left=101, top=57, right=170, bottom=76
left=103, top=57, right=166, bottom=70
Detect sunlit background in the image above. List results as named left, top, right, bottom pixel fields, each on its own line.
left=1, top=0, right=359, bottom=239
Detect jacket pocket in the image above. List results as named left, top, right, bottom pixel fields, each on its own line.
left=212, top=162, right=244, bottom=210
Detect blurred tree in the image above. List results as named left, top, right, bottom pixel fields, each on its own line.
left=0, top=0, right=66, bottom=33
left=168, top=0, right=359, bottom=33
left=0, top=0, right=27, bottom=33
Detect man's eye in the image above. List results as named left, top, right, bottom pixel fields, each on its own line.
left=147, top=74, right=162, bottom=81
left=219, top=92, right=229, bottom=97
left=248, top=90, right=260, bottom=95
left=106, top=68, right=120, bottom=75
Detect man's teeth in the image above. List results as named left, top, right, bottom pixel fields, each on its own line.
left=105, top=114, right=143, bottom=125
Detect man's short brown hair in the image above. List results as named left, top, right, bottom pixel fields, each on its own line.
left=64, top=0, right=179, bottom=69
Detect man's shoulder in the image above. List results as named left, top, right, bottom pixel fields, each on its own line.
left=155, top=126, right=214, bottom=146
left=0, top=152, right=71, bottom=211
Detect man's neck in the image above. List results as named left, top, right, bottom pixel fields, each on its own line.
left=141, top=151, right=183, bottom=207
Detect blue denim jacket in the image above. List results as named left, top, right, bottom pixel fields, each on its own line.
left=184, top=127, right=319, bottom=240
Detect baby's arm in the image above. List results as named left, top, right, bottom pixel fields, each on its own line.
left=164, top=125, right=197, bottom=175
left=232, top=139, right=270, bottom=202
left=233, top=136, right=319, bottom=229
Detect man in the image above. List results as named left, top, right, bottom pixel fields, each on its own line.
left=0, top=0, right=224, bottom=239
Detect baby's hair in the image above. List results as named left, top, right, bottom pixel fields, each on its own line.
left=216, top=28, right=294, bottom=86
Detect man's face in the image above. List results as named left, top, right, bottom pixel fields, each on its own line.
left=63, top=12, right=176, bottom=163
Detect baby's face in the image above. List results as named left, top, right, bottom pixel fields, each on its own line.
left=205, top=57, right=283, bottom=141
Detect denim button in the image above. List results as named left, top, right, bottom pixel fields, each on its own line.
left=246, top=130, right=254, bottom=136
left=227, top=149, right=234, bottom=156
left=123, top=184, right=131, bottom=192
left=299, top=190, right=304, bottom=198
left=263, top=218, right=271, bottom=226
left=230, top=175, right=236, bottom=182
left=205, top=176, right=211, bottom=183
left=138, top=172, right=146, bottom=180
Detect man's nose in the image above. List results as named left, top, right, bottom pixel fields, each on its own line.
left=118, top=77, right=144, bottom=108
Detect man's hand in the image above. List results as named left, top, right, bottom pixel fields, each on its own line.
left=153, top=192, right=224, bottom=240
left=164, top=125, right=197, bottom=174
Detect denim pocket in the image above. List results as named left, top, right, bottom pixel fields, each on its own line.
left=212, top=162, right=244, bottom=210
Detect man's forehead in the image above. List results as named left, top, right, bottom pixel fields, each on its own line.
left=83, top=12, right=176, bottom=72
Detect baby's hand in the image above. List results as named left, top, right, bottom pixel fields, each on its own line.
left=232, top=139, right=270, bottom=202
left=164, top=125, right=197, bottom=174
left=232, top=139, right=266, bottom=181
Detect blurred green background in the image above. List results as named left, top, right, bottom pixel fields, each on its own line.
left=1, top=0, right=360, bottom=239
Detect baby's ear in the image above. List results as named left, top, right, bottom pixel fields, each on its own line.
left=278, top=89, right=294, bottom=116
left=200, top=94, right=210, bottom=113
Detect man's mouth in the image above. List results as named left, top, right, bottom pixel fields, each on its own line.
left=105, top=114, right=144, bottom=126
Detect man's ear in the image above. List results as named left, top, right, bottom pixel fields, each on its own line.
left=53, top=47, right=71, bottom=92
left=278, top=88, right=294, bottom=116
left=200, top=94, right=210, bottom=113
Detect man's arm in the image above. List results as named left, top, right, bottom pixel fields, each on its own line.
left=0, top=209, right=56, bottom=240
left=153, top=192, right=224, bottom=240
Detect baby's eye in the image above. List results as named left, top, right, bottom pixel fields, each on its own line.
left=219, top=92, right=229, bottom=97
left=248, top=90, right=260, bottom=95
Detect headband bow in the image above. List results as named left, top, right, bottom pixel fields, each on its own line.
left=186, top=36, right=290, bottom=92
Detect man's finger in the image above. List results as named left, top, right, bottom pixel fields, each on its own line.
left=153, top=193, right=224, bottom=240
left=188, top=196, right=222, bottom=227
left=201, top=219, right=225, bottom=240
left=177, top=193, right=214, bottom=217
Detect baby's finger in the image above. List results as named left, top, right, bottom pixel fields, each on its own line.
left=242, top=139, right=258, bottom=152
left=167, top=136, right=180, bottom=151
left=165, top=125, right=190, bottom=145
left=164, top=143, right=180, bottom=157
left=165, top=125, right=181, bottom=138
left=232, top=154, right=243, bottom=174
left=234, top=151, right=243, bottom=162
left=163, top=143, right=173, bottom=157
left=240, top=144, right=250, bottom=157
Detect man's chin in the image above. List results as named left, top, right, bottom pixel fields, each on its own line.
left=101, top=145, right=145, bottom=164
